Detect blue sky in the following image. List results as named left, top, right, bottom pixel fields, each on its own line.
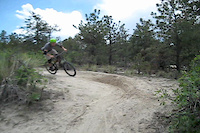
left=0, top=0, right=160, bottom=40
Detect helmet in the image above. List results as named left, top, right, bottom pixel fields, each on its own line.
left=50, top=38, right=56, bottom=43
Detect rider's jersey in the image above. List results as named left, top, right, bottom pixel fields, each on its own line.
left=41, top=42, right=62, bottom=52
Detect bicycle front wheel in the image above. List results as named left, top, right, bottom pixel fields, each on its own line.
left=63, top=62, right=76, bottom=76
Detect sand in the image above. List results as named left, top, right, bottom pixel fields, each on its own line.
left=0, top=70, right=178, bottom=133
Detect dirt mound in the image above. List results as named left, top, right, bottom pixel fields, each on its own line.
left=0, top=70, right=178, bottom=133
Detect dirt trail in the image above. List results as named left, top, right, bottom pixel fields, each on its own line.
left=0, top=70, right=178, bottom=133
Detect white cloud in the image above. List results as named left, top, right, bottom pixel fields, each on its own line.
left=95, top=0, right=160, bottom=19
left=15, top=3, right=84, bottom=40
left=95, top=0, right=160, bottom=31
left=16, top=3, right=34, bottom=19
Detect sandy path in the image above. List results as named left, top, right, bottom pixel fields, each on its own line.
left=0, top=70, right=178, bottom=133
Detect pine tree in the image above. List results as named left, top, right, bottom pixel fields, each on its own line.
left=21, top=12, right=60, bottom=46
left=152, top=0, right=200, bottom=71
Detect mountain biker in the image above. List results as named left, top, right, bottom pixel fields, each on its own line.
left=41, top=38, right=67, bottom=65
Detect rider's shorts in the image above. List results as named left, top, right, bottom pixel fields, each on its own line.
left=46, top=49, right=58, bottom=60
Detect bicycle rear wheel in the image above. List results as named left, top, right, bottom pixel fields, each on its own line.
left=63, top=62, right=76, bottom=76
left=45, top=62, right=58, bottom=74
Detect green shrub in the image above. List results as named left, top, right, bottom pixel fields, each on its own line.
left=155, top=55, right=200, bottom=132
left=15, top=64, right=46, bottom=103
left=0, top=51, right=13, bottom=82
left=20, top=51, right=45, bottom=68
left=156, top=70, right=179, bottom=79
left=0, top=50, right=45, bottom=83
left=169, top=55, right=200, bottom=132
left=124, top=69, right=136, bottom=76
left=81, top=64, right=94, bottom=71
left=0, top=50, right=47, bottom=104
left=133, top=53, right=151, bottom=74
left=102, top=65, right=117, bottom=74
left=15, top=65, right=44, bottom=87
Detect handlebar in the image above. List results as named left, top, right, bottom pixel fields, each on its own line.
left=54, top=51, right=67, bottom=59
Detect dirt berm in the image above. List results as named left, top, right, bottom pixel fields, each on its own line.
left=0, top=70, right=178, bottom=133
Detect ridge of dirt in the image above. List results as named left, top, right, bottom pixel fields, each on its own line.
left=0, top=70, right=178, bottom=133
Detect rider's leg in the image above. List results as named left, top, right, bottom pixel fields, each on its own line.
left=47, top=58, right=55, bottom=70
left=51, top=49, right=62, bottom=67
left=47, top=49, right=57, bottom=65
left=45, top=51, right=54, bottom=70
left=57, top=56, right=62, bottom=67
left=48, top=58, right=52, bottom=64
left=51, top=49, right=58, bottom=56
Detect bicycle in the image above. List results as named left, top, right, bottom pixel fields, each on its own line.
left=44, top=51, right=76, bottom=76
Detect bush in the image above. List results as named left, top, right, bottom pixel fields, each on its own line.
left=102, top=65, right=117, bottom=74
left=169, top=55, right=200, bottom=132
left=133, top=53, right=151, bottom=74
left=81, top=64, right=98, bottom=71
left=0, top=51, right=15, bottom=82
left=156, top=70, right=179, bottom=79
left=20, top=51, right=46, bottom=68
left=0, top=51, right=46, bottom=104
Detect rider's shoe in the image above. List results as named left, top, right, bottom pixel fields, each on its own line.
left=59, top=63, right=63, bottom=67
left=49, top=66, right=55, bottom=71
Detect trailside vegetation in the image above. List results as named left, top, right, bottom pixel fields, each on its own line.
left=0, top=0, right=199, bottom=131
left=170, top=55, right=200, bottom=132
left=157, top=55, right=200, bottom=132
left=0, top=49, right=46, bottom=104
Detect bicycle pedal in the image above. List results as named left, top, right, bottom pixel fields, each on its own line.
left=49, top=66, right=55, bottom=71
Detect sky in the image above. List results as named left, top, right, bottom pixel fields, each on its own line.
left=0, top=0, right=161, bottom=40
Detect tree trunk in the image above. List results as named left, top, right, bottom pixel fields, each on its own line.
left=175, top=33, right=181, bottom=72
left=108, top=36, right=112, bottom=65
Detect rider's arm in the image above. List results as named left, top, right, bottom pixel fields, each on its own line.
left=43, top=49, right=54, bottom=58
left=61, top=46, right=67, bottom=52
left=47, top=53, right=54, bottom=58
left=57, top=43, right=67, bottom=52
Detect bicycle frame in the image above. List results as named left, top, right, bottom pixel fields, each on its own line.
left=51, top=51, right=66, bottom=64
left=55, top=51, right=66, bottom=59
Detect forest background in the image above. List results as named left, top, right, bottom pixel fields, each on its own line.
left=1, top=0, right=199, bottom=76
